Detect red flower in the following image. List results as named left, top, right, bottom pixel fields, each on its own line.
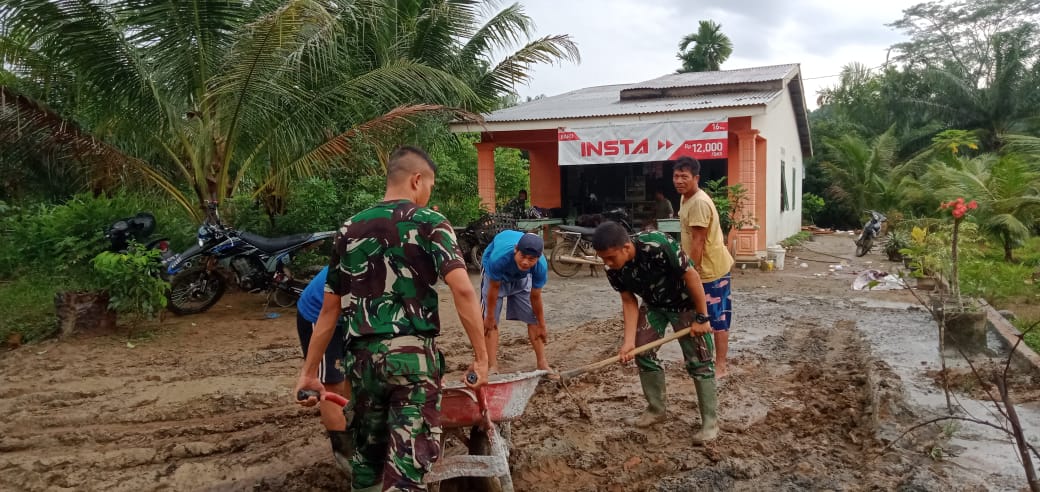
left=941, top=197, right=975, bottom=219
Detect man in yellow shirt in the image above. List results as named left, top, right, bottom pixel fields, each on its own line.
left=673, top=157, right=735, bottom=377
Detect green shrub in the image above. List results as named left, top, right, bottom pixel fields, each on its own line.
left=0, top=192, right=195, bottom=282
left=224, top=194, right=276, bottom=236
left=802, top=192, right=825, bottom=225
left=91, top=244, right=170, bottom=324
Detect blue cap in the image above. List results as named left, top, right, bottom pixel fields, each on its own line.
left=516, top=233, right=544, bottom=257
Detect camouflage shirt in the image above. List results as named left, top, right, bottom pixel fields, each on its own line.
left=326, top=200, right=466, bottom=338
left=605, top=231, right=695, bottom=311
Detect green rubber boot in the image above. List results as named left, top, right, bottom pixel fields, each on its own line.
left=692, top=378, right=719, bottom=445
left=625, top=371, right=667, bottom=428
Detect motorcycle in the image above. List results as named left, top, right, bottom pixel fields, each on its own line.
left=550, top=208, right=635, bottom=277
left=105, top=212, right=173, bottom=259
left=855, top=210, right=887, bottom=257
left=454, top=212, right=519, bottom=271
left=163, top=202, right=334, bottom=315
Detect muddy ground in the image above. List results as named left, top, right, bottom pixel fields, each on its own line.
left=1, top=233, right=1036, bottom=491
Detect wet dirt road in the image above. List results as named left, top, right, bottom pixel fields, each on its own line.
left=0, top=233, right=1033, bottom=491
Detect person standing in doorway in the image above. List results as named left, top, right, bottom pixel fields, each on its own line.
left=503, top=189, right=528, bottom=217
left=654, top=190, right=674, bottom=219
left=294, top=146, right=489, bottom=491
left=673, top=157, right=735, bottom=378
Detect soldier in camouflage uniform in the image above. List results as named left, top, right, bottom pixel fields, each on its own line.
left=295, top=146, right=489, bottom=492
left=591, top=221, right=720, bottom=445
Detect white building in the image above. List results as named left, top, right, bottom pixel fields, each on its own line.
left=451, top=63, right=812, bottom=259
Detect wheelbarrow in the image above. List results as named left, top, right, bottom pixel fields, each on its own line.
left=424, top=369, right=548, bottom=492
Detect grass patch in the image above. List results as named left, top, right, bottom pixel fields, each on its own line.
left=959, top=237, right=1040, bottom=303
left=1012, top=319, right=1040, bottom=355
left=0, top=276, right=61, bottom=344
left=780, top=231, right=812, bottom=248
left=1024, top=329, right=1040, bottom=354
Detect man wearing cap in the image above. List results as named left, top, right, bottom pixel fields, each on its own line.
left=480, top=230, right=551, bottom=372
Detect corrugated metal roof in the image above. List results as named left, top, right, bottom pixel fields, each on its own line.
left=485, top=86, right=781, bottom=122
left=625, top=64, right=799, bottom=91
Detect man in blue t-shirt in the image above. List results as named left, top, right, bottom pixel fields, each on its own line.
left=481, top=230, right=550, bottom=372
left=295, top=267, right=350, bottom=469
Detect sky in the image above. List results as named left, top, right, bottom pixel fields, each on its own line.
left=508, top=0, right=912, bottom=110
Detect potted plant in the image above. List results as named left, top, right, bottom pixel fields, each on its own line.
left=883, top=229, right=911, bottom=263
left=900, top=226, right=944, bottom=291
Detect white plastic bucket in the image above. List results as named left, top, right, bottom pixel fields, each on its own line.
left=767, top=245, right=786, bottom=270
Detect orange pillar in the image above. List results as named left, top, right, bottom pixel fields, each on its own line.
left=475, top=142, right=496, bottom=212
left=755, top=136, right=768, bottom=251
left=527, top=143, right=562, bottom=208
left=732, top=129, right=761, bottom=258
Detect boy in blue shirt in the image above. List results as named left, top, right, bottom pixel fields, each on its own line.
left=481, top=231, right=551, bottom=372
left=295, top=267, right=350, bottom=469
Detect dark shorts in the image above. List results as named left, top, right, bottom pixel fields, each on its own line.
left=704, top=273, right=733, bottom=332
left=296, top=311, right=346, bottom=384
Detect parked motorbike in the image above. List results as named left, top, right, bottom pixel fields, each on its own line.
left=105, top=212, right=172, bottom=258
left=855, top=210, right=887, bottom=257
left=163, top=203, right=334, bottom=315
left=550, top=208, right=635, bottom=277
left=455, top=212, right=519, bottom=271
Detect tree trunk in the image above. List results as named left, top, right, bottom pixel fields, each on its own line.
left=1004, top=237, right=1015, bottom=263
left=951, top=219, right=961, bottom=309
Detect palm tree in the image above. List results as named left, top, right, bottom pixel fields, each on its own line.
left=924, top=152, right=1040, bottom=262
left=0, top=0, right=578, bottom=219
left=910, top=26, right=1040, bottom=151
left=351, top=1, right=580, bottom=110
left=677, top=20, right=733, bottom=73
left=820, top=129, right=903, bottom=216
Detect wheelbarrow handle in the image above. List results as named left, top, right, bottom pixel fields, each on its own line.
left=297, top=389, right=349, bottom=407
left=559, top=326, right=693, bottom=381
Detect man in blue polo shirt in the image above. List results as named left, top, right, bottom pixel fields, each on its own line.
left=481, top=230, right=550, bottom=372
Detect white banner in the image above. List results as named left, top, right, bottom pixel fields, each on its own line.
left=557, top=119, right=729, bottom=166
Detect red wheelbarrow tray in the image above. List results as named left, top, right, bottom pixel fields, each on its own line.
left=439, top=369, right=549, bottom=428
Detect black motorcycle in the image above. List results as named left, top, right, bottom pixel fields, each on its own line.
left=855, top=210, right=887, bottom=257
left=455, top=212, right=518, bottom=271
left=163, top=203, right=334, bottom=315
left=105, top=212, right=172, bottom=258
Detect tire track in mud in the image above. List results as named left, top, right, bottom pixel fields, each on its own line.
left=0, top=312, right=345, bottom=492
left=492, top=302, right=928, bottom=492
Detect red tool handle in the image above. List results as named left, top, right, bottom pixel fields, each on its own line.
left=297, top=389, right=348, bottom=407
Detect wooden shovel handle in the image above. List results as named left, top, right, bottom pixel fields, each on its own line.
left=559, top=326, right=693, bottom=381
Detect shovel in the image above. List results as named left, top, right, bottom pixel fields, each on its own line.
left=559, top=326, right=694, bottom=383
left=554, top=326, right=697, bottom=419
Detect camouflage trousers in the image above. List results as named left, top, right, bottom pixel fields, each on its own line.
left=343, top=335, right=444, bottom=491
left=635, top=306, right=715, bottom=380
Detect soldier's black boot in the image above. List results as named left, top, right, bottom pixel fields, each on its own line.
left=625, top=370, right=667, bottom=428
left=691, top=378, right=719, bottom=445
